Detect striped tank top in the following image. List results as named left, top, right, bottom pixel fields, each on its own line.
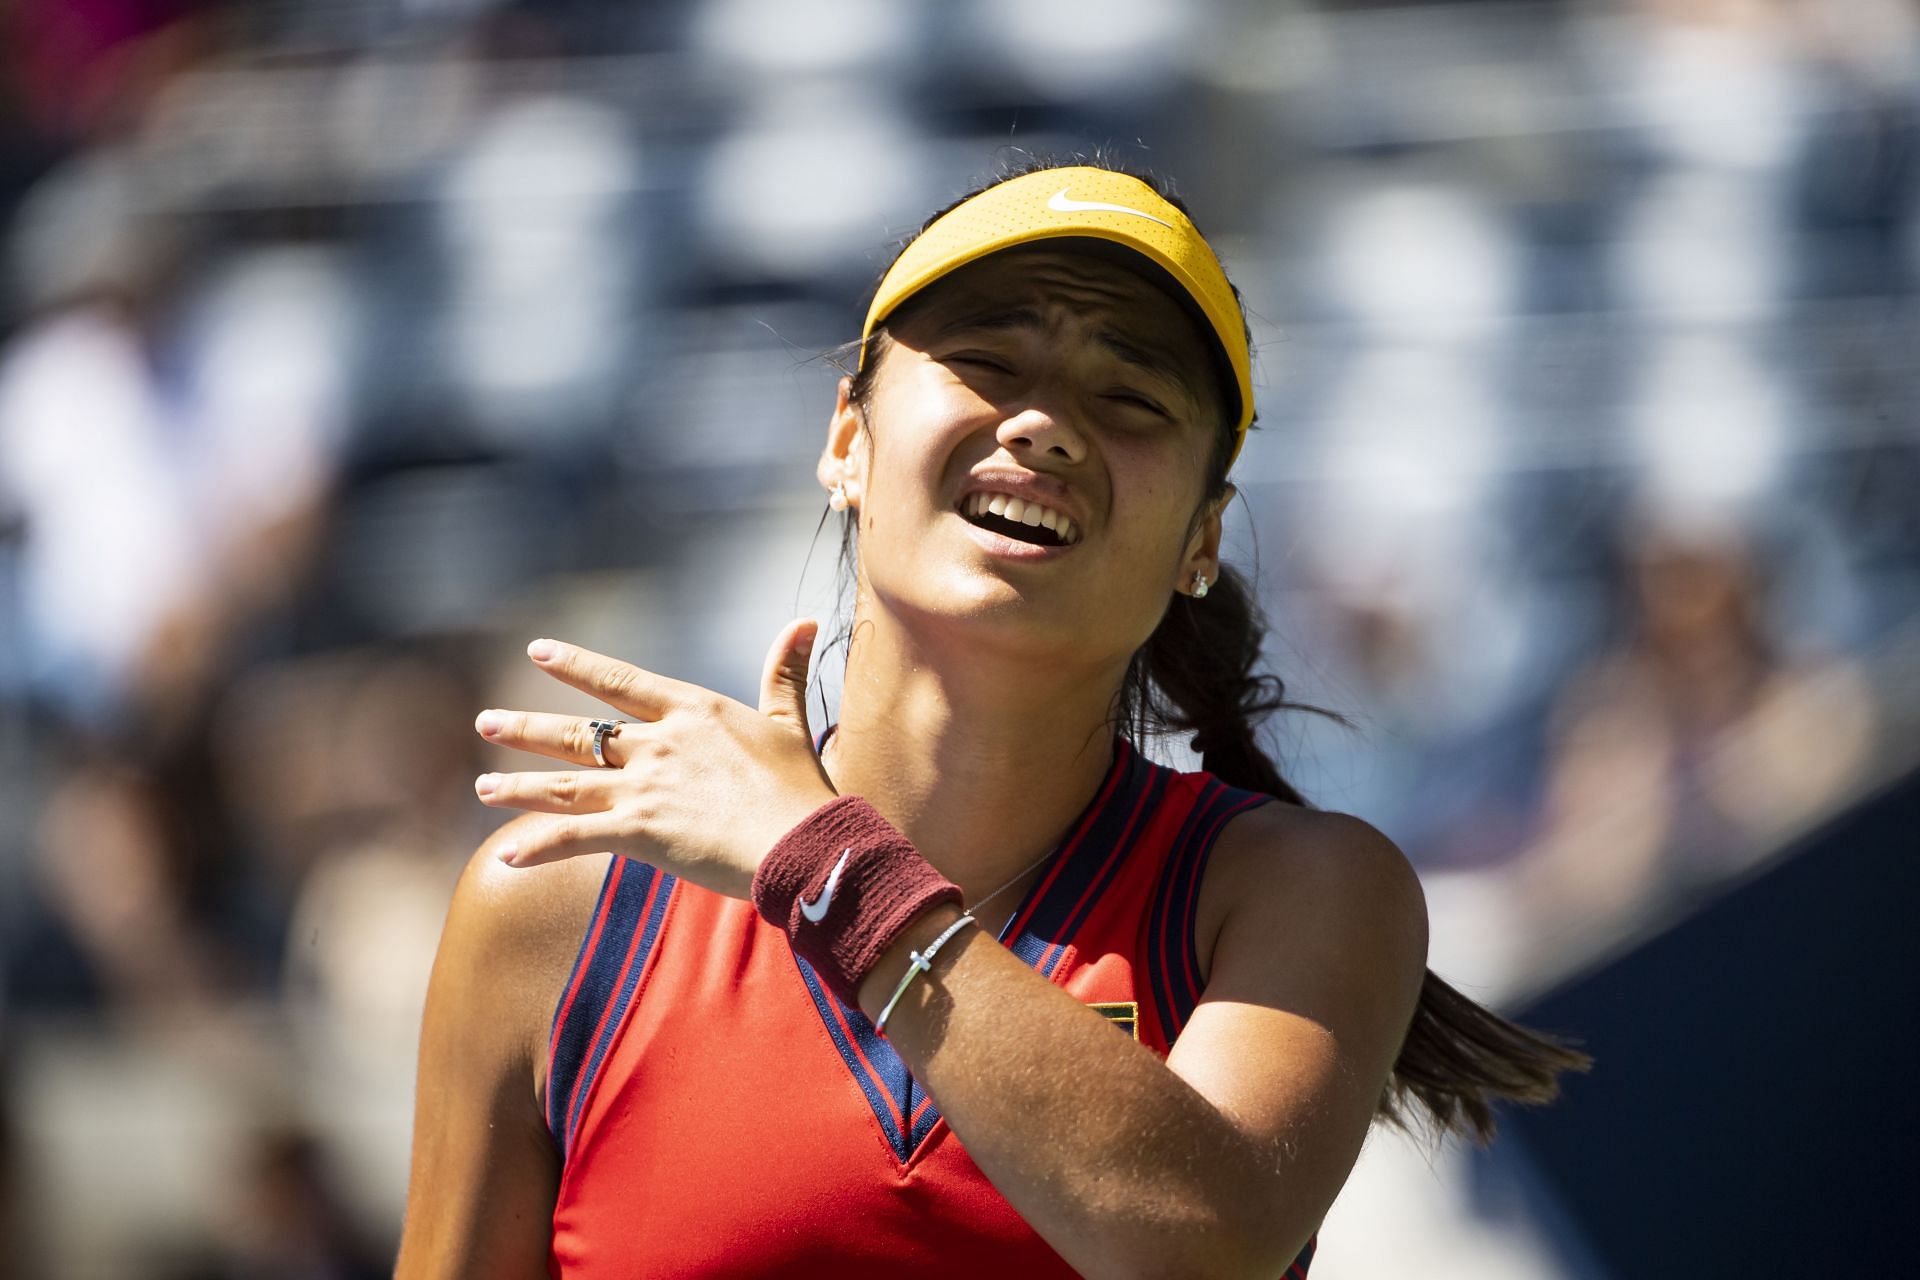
left=543, top=732, right=1316, bottom=1278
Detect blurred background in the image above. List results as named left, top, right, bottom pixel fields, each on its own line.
left=0, top=0, right=1915, bottom=1275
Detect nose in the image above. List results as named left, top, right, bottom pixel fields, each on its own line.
left=995, top=403, right=1087, bottom=464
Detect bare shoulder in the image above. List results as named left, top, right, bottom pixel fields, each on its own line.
left=439, top=818, right=613, bottom=1103
left=1193, top=801, right=1428, bottom=999
left=1162, top=802, right=1431, bottom=1266
left=395, top=822, right=609, bottom=1279
left=455, top=816, right=612, bottom=963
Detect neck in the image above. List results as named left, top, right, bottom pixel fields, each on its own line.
left=820, top=603, right=1126, bottom=915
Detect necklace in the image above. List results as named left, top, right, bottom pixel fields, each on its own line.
left=966, top=844, right=1059, bottom=942
left=820, top=726, right=1055, bottom=941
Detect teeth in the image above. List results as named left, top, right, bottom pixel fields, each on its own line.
left=962, top=490, right=1079, bottom=545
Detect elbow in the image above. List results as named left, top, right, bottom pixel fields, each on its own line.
left=1194, top=1205, right=1315, bottom=1280
left=1211, top=1232, right=1314, bottom=1280
left=1098, top=1210, right=1310, bottom=1280
left=1184, top=1240, right=1309, bottom=1280
left=1107, top=1251, right=1290, bottom=1280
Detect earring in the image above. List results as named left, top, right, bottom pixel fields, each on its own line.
left=829, top=484, right=849, bottom=512
left=1191, top=571, right=1210, bottom=599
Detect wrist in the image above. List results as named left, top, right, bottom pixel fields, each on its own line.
left=752, top=795, right=962, bottom=1008
left=752, top=781, right=841, bottom=876
left=856, top=901, right=970, bottom=1022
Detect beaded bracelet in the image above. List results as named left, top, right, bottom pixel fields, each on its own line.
left=875, top=911, right=976, bottom=1037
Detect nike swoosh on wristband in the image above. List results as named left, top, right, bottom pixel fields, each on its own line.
left=800, top=848, right=853, bottom=924
left=1047, top=188, right=1175, bottom=228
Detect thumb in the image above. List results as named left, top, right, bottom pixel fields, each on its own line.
left=758, top=617, right=819, bottom=733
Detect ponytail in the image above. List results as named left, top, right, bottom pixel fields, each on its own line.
left=1123, top=564, right=1591, bottom=1144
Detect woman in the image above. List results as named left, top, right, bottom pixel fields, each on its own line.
left=395, top=161, right=1586, bottom=1279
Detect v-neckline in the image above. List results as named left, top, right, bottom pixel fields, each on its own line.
left=790, top=729, right=1159, bottom=1168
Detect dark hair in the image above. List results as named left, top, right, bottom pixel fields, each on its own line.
left=829, top=154, right=1588, bottom=1144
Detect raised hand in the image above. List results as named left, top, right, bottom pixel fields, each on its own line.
left=473, top=619, right=838, bottom=899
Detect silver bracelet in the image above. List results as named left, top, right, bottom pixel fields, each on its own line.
left=875, top=911, right=976, bottom=1037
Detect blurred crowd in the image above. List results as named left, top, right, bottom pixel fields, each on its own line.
left=0, top=0, right=1915, bottom=1276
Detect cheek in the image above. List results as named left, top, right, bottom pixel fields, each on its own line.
left=1106, top=449, right=1203, bottom=560
left=862, top=381, right=987, bottom=509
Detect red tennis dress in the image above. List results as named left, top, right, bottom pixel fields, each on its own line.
left=544, top=732, right=1317, bottom=1278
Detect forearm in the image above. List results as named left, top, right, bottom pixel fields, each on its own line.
left=856, top=904, right=1302, bottom=1280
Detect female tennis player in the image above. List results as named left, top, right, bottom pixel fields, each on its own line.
left=395, top=161, right=1586, bottom=1279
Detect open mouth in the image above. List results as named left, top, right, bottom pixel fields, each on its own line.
left=958, top=492, right=1079, bottom=548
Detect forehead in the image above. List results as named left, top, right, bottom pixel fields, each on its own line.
left=889, top=244, right=1215, bottom=370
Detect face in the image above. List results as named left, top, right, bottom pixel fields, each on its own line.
left=818, top=244, right=1235, bottom=668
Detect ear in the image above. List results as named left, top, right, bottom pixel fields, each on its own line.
left=816, top=376, right=866, bottom=509
left=1178, top=483, right=1235, bottom=596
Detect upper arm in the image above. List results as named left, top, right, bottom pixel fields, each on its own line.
left=394, top=817, right=607, bottom=1280
left=1164, top=805, right=1429, bottom=1264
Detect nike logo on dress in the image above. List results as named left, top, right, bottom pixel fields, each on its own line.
left=800, top=848, right=852, bottom=924
left=1047, top=188, right=1174, bottom=228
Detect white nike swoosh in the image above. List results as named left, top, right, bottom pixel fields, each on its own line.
left=800, top=848, right=852, bottom=924
left=1047, top=188, right=1175, bottom=228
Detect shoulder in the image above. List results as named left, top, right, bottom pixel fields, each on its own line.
left=397, top=823, right=609, bottom=1275
left=432, top=817, right=613, bottom=1101
left=1193, top=797, right=1428, bottom=1001
left=1159, top=801, right=1431, bottom=1262
left=453, top=817, right=613, bottom=958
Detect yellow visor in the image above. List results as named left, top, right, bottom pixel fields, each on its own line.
left=860, top=166, right=1255, bottom=466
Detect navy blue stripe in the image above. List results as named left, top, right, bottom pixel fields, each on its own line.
left=562, top=863, right=676, bottom=1156
left=896, top=746, right=1164, bottom=1148
left=1168, top=783, right=1241, bottom=1020
left=908, top=1093, right=942, bottom=1150
left=1152, top=784, right=1277, bottom=1038
left=1178, top=791, right=1273, bottom=1020
left=998, top=739, right=1134, bottom=957
left=1009, top=744, right=1153, bottom=970
left=1039, top=765, right=1170, bottom=977
left=904, top=745, right=1159, bottom=1153
left=839, top=995, right=915, bottom=1154
left=1145, top=779, right=1228, bottom=1044
left=546, top=857, right=630, bottom=1145
left=792, top=955, right=911, bottom=1158
left=904, top=1071, right=929, bottom=1151
left=788, top=733, right=1170, bottom=1165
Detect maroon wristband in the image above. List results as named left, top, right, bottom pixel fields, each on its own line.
left=752, top=795, right=962, bottom=1008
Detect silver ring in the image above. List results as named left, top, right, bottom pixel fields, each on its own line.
left=588, top=718, right=626, bottom=768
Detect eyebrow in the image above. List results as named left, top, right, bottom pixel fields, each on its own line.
left=930, top=305, right=1041, bottom=342
left=932, top=306, right=1206, bottom=410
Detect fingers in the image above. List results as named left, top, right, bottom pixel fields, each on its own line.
left=476, top=708, right=631, bottom=767
left=475, top=768, right=614, bottom=816
left=527, top=639, right=693, bottom=721
left=757, top=618, right=818, bottom=729
left=493, top=812, right=630, bottom=869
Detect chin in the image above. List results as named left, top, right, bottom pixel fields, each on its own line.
left=870, top=567, right=1120, bottom=661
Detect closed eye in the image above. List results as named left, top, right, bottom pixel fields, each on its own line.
left=946, top=352, right=1013, bottom=374
left=1109, top=390, right=1171, bottom=418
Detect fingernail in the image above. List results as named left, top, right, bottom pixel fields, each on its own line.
left=798, top=625, right=816, bottom=655
left=496, top=843, right=519, bottom=865
left=475, top=774, right=498, bottom=797
left=528, top=639, right=556, bottom=661
left=477, top=711, right=503, bottom=737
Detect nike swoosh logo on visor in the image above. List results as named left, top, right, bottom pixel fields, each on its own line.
left=1047, top=188, right=1175, bottom=228
left=800, top=848, right=852, bottom=924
